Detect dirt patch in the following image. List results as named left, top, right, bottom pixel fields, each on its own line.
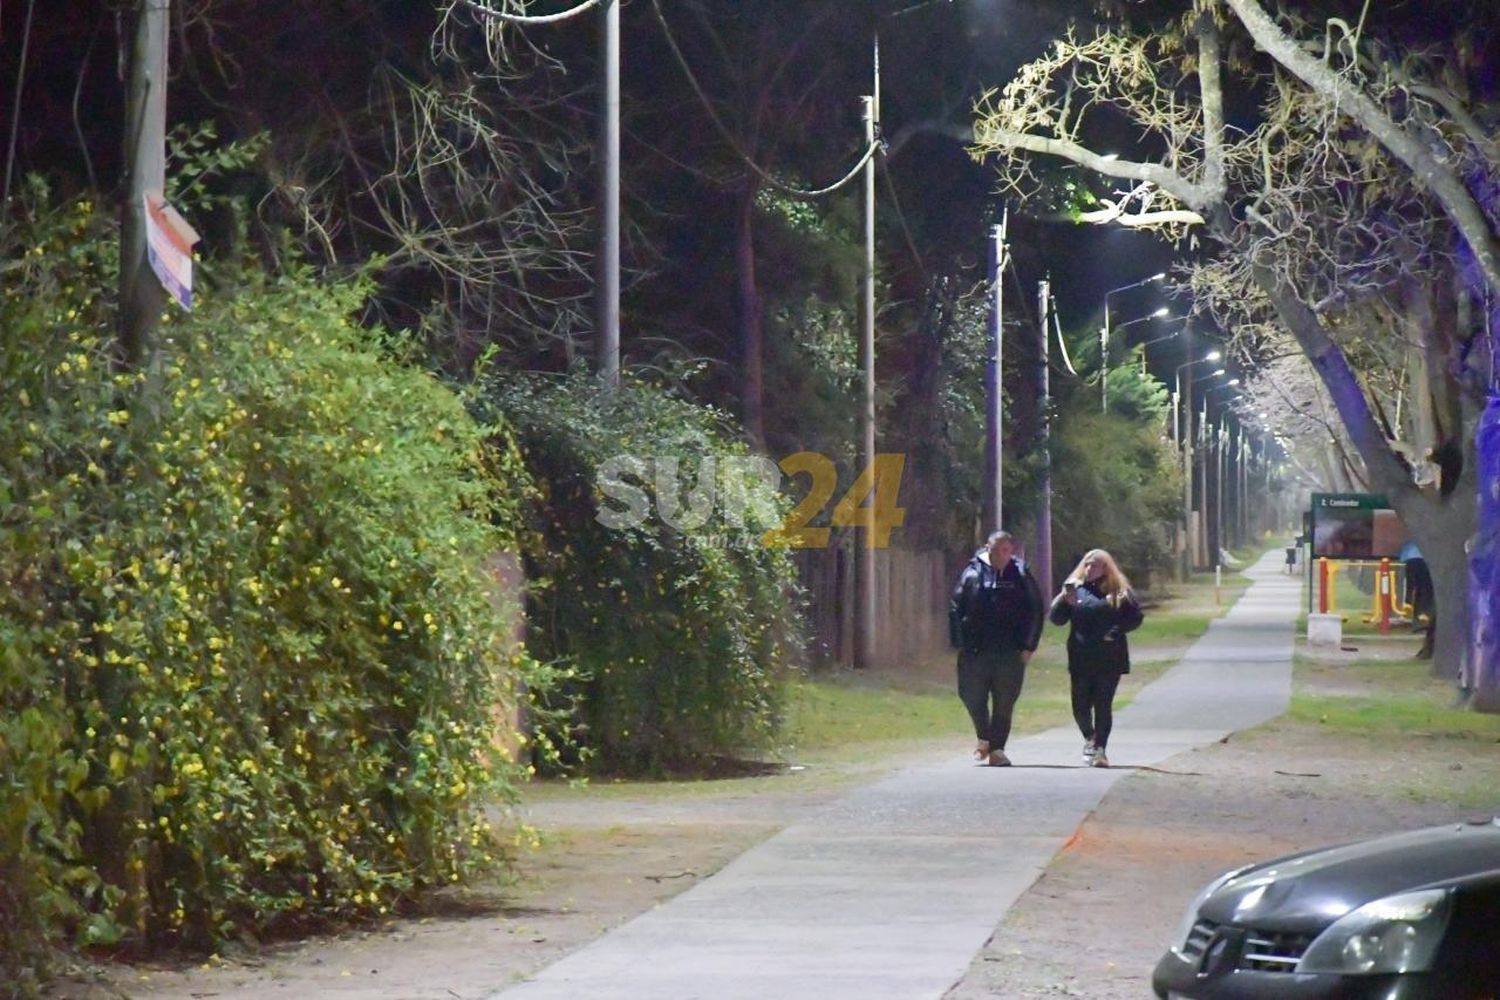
left=943, top=717, right=1500, bottom=999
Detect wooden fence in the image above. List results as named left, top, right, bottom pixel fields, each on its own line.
left=794, top=546, right=961, bottom=670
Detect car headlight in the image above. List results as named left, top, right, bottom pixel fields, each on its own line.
left=1170, top=866, right=1251, bottom=956
left=1297, top=888, right=1452, bottom=974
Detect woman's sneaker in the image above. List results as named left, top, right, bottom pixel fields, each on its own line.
left=1092, top=751, right=1110, bottom=768
left=973, top=740, right=991, bottom=762
left=988, top=748, right=1012, bottom=767
left=1082, top=741, right=1098, bottom=766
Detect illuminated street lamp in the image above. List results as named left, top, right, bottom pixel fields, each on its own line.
left=1135, top=315, right=1188, bottom=371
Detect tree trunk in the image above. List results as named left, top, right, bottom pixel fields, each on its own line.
left=1471, top=395, right=1500, bottom=710
left=901, top=283, right=953, bottom=549
left=1399, top=488, right=1476, bottom=683
left=736, top=185, right=765, bottom=446
left=1245, top=256, right=1481, bottom=688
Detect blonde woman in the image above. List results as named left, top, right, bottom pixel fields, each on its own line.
left=1048, top=549, right=1144, bottom=768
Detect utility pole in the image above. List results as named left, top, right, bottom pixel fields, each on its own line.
left=1034, top=278, right=1053, bottom=598
left=596, top=0, right=621, bottom=386
left=853, top=89, right=877, bottom=670
left=119, top=0, right=170, bottom=377
left=1100, top=300, right=1109, bottom=412
left=1181, top=357, right=1195, bottom=576
left=1196, top=398, right=1208, bottom=568
left=1240, top=431, right=1251, bottom=544
left=985, top=212, right=1008, bottom=532
left=1214, top=420, right=1227, bottom=564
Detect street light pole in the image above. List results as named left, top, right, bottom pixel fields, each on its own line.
left=1136, top=315, right=1186, bottom=373
left=854, top=89, right=877, bottom=671
left=1100, top=271, right=1165, bottom=411
left=986, top=212, right=1008, bottom=532
left=1200, top=398, right=1212, bottom=569
left=1035, top=277, right=1054, bottom=598
left=596, top=0, right=620, bottom=387
left=1201, top=382, right=1239, bottom=562
left=1173, top=350, right=1221, bottom=573
left=120, top=0, right=171, bottom=380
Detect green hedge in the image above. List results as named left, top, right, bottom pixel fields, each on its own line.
left=492, top=373, right=803, bottom=774
left=0, top=192, right=540, bottom=989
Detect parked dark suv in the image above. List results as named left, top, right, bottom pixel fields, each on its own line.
left=1152, top=819, right=1500, bottom=999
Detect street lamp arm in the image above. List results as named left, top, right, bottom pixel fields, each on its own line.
left=1114, top=310, right=1179, bottom=337
left=1139, top=327, right=1184, bottom=349
left=1104, top=272, right=1167, bottom=302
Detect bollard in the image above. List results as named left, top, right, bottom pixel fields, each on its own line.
left=1378, top=557, right=1392, bottom=634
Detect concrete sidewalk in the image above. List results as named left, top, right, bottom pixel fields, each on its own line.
left=490, top=551, right=1302, bottom=999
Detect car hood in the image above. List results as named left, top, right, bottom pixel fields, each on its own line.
left=1199, top=820, right=1500, bottom=934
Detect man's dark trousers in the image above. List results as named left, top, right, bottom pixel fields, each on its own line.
left=957, top=644, right=1027, bottom=749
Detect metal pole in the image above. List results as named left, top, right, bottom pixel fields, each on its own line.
left=1035, top=278, right=1053, bottom=598
left=1100, top=300, right=1109, bottom=411
left=1215, top=420, right=1226, bottom=563
left=596, top=0, right=621, bottom=386
left=986, top=214, right=1007, bottom=531
left=1181, top=360, right=1195, bottom=573
left=1196, top=398, right=1208, bottom=567
left=119, top=0, right=170, bottom=377
left=1241, top=433, right=1251, bottom=543
left=854, top=92, right=877, bottom=670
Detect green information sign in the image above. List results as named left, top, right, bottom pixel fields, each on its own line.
left=1309, top=492, right=1408, bottom=559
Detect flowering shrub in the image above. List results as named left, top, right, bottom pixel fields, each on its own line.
left=491, top=373, right=802, bottom=774
left=0, top=191, right=540, bottom=987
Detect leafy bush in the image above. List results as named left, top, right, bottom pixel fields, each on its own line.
left=0, top=190, right=539, bottom=987
left=490, top=373, right=802, bottom=774
left=1050, top=404, right=1182, bottom=585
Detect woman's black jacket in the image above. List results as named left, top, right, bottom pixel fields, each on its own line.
left=1049, top=582, right=1144, bottom=675
left=948, top=553, right=1044, bottom=653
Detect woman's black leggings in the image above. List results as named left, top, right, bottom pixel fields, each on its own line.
left=1070, top=670, right=1123, bottom=748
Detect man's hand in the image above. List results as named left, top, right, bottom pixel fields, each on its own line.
left=1020, top=649, right=1033, bottom=664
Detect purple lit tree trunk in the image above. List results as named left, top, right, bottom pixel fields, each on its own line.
left=1255, top=263, right=1477, bottom=681
left=1472, top=395, right=1500, bottom=710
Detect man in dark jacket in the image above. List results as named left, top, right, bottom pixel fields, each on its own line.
left=948, top=530, right=1044, bottom=766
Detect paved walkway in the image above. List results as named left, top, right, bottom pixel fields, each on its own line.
left=490, top=551, right=1301, bottom=999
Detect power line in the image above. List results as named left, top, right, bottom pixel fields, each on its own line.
left=649, top=0, right=879, bottom=200
left=453, top=0, right=602, bottom=25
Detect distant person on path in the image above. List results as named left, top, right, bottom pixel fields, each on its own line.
left=1400, top=541, right=1435, bottom=659
left=1049, top=549, right=1144, bottom=769
left=948, top=530, right=1044, bottom=767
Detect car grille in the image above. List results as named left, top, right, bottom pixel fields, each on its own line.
left=1180, top=918, right=1219, bottom=961
left=1180, top=918, right=1313, bottom=973
left=1241, top=929, right=1313, bottom=971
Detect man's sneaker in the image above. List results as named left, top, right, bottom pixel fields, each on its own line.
left=1082, top=741, right=1098, bottom=766
left=988, top=748, right=1012, bottom=767
left=1092, top=751, right=1110, bottom=768
left=972, top=740, right=991, bottom=762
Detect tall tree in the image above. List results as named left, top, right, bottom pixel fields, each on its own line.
left=971, top=2, right=1500, bottom=704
